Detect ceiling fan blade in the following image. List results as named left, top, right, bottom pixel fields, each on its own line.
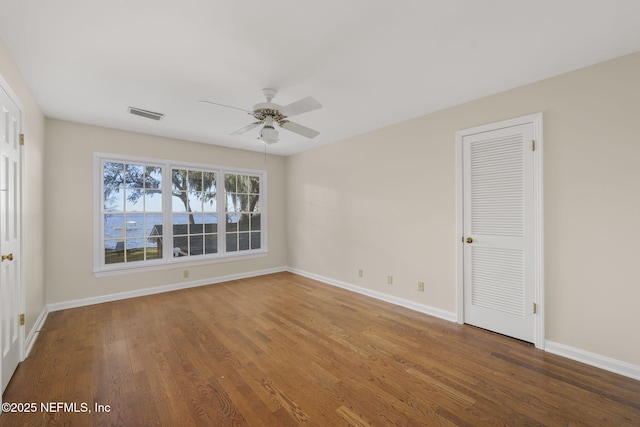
left=280, top=121, right=320, bottom=139
left=279, top=96, right=322, bottom=117
left=198, top=100, right=252, bottom=114
left=230, top=122, right=261, bottom=135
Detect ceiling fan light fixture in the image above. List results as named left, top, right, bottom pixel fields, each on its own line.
left=260, top=124, right=279, bottom=145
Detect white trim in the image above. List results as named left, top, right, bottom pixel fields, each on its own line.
left=24, top=306, right=49, bottom=357
left=48, top=266, right=287, bottom=312
left=546, top=341, right=640, bottom=381
left=0, top=74, right=26, bottom=112
left=288, top=268, right=457, bottom=323
left=94, top=251, right=268, bottom=278
left=455, top=112, right=544, bottom=349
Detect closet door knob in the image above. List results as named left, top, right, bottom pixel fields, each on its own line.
left=465, top=237, right=473, bottom=244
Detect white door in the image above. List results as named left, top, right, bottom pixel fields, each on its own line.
left=0, top=83, right=22, bottom=393
left=460, top=116, right=541, bottom=344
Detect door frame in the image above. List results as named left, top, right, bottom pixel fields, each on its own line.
left=0, top=73, right=26, bottom=395
left=455, top=113, right=544, bottom=349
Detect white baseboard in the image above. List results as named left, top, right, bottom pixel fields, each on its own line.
left=25, top=305, right=49, bottom=358
left=47, top=266, right=287, bottom=312
left=545, top=341, right=640, bottom=381
left=287, top=267, right=457, bottom=323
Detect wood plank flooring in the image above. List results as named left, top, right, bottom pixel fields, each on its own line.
left=2, top=272, right=639, bottom=426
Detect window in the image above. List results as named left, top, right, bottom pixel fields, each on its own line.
left=95, top=153, right=266, bottom=273
left=171, top=168, right=218, bottom=257
left=103, top=161, right=163, bottom=264
left=225, top=173, right=261, bottom=252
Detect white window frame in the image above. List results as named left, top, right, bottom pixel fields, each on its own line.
left=93, top=153, right=267, bottom=276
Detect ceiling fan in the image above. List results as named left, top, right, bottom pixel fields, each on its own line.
left=199, top=88, right=322, bottom=145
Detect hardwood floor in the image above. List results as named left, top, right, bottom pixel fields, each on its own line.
left=2, top=272, right=639, bottom=426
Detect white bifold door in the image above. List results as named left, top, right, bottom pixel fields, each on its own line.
left=461, top=119, right=539, bottom=344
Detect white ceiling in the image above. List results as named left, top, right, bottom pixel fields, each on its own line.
left=1, top=1, right=640, bottom=156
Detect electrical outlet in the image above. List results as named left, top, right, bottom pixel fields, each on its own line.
left=387, top=275, right=393, bottom=285
left=183, top=270, right=189, bottom=279
left=358, top=269, right=363, bottom=278
left=418, top=281, right=425, bottom=292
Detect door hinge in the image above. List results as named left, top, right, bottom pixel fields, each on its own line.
left=532, top=303, right=537, bottom=314
left=19, top=133, right=25, bottom=145
left=19, top=313, right=25, bottom=326
left=531, top=140, right=535, bottom=151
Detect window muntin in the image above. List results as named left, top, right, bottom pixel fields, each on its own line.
left=96, top=154, right=266, bottom=272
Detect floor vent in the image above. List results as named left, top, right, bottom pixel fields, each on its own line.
left=128, top=107, right=164, bottom=121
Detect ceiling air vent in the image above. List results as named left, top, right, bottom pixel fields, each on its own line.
left=128, top=107, right=164, bottom=121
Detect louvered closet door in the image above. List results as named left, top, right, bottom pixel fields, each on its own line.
left=463, top=123, right=534, bottom=343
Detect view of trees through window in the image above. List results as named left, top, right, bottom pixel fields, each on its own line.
left=103, top=161, right=163, bottom=264
left=225, top=173, right=261, bottom=252
left=100, top=157, right=263, bottom=268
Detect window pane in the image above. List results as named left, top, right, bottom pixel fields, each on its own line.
left=238, top=233, right=250, bottom=250
left=125, top=164, right=144, bottom=189
left=237, top=194, right=248, bottom=212
left=226, top=193, right=238, bottom=212
left=250, top=176, right=259, bottom=193
left=147, top=216, right=163, bottom=260
left=251, top=232, right=261, bottom=249
left=172, top=169, right=187, bottom=191
left=225, top=175, right=237, bottom=193
left=125, top=189, right=144, bottom=212
left=104, top=187, right=124, bottom=212
left=237, top=175, right=250, bottom=193
left=204, top=214, right=217, bottom=233
left=173, top=192, right=188, bottom=212
left=238, top=214, right=249, bottom=232
left=146, top=243, right=162, bottom=260
left=144, top=190, right=162, bottom=212
left=205, top=234, right=217, bottom=254
left=145, top=166, right=162, bottom=189
left=125, top=238, right=145, bottom=262
left=249, top=195, right=260, bottom=212
left=189, top=235, right=204, bottom=256
left=189, top=214, right=204, bottom=235
left=188, top=170, right=203, bottom=191
left=226, top=214, right=239, bottom=230
left=104, top=214, right=124, bottom=240
left=226, top=233, right=237, bottom=252
left=104, top=162, right=124, bottom=187
left=203, top=192, right=216, bottom=211
left=202, top=172, right=216, bottom=192
left=188, top=192, right=203, bottom=212
left=125, top=216, right=144, bottom=238
left=250, top=213, right=261, bottom=231
left=104, top=240, right=124, bottom=264
left=173, top=235, right=188, bottom=256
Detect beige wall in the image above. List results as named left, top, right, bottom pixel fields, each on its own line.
left=0, top=42, right=47, bottom=335
left=287, top=52, right=640, bottom=367
left=44, top=119, right=287, bottom=303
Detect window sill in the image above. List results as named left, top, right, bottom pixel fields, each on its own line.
left=93, top=250, right=268, bottom=278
